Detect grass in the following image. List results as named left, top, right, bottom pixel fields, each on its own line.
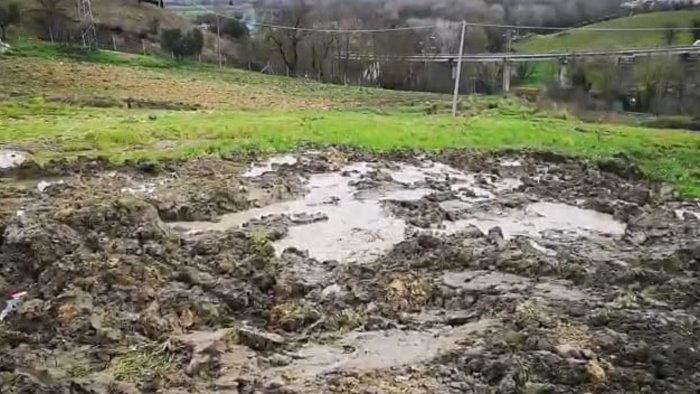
left=1, top=40, right=446, bottom=111
left=107, top=351, right=171, bottom=383
left=2, top=40, right=700, bottom=197
left=2, top=97, right=700, bottom=196
left=517, top=9, right=700, bottom=53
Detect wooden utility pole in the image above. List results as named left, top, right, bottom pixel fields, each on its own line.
left=502, top=29, right=512, bottom=95
left=451, top=21, right=466, bottom=117
left=216, top=14, right=222, bottom=68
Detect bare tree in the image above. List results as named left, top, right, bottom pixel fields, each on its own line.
left=30, top=0, right=73, bottom=43
left=663, top=23, right=679, bottom=46
left=0, top=3, right=20, bottom=41
left=309, top=32, right=334, bottom=81
left=635, top=56, right=682, bottom=114
left=267, top=0, right=311, bottom=76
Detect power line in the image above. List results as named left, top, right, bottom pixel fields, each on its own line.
left=180, top=0, right=700, bottom=33
left=251, top=22, right=437, bottom=33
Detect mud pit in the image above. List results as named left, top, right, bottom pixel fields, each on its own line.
left=1, top=149, right=700, bottom=393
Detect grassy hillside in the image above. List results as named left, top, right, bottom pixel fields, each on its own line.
left=91, top=0, right=191, bottom=32
left=0, top=0, right=190, bottom=35
left=517, top=9, right=700, bottom=53
left=2, top=41, right=700, bottom=196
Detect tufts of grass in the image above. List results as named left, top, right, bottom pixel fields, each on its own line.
left=107, top=351, right=171, bottom=383
left=249, top=231, right=275, bottom=259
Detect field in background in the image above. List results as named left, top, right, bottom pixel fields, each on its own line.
left=516, top=9, right=700, bottom=53
left=2, top=41, right=700, bottom=196
left=0, top=0, right=190, bottom=33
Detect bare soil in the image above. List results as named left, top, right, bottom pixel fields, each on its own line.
left=1, top=148, right=699, bottom=394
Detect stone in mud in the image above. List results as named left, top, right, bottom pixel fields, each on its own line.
left=2, top=216, right=82, bottom=278
left=173, top=329, right=230, bottom=377
left=487, top=226, right=506, bottom=248
left=269, top=300, right=322, bottom=332
left=321, top=284, right=344, bottom=300
left=584, top=360, right=607, bottom=383
left=555, top=343, right=593, bottom=360
left=268, top=353, right=292, bottom=367
left=56, top=197, right=173, bottom=243
left=238, top=327, right=285, bottom=351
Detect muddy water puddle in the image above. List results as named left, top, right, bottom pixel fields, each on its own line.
left=243, top=154, right=298, bottom=177
left=442, top=270, right=591, bottom=302
left=441, top=201, right=627, bottom=240
left=279, top=320, right=492, bottom=380
left=172, top=157, right=626, bottom=263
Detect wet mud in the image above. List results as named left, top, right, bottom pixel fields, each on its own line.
left=1, top=148, right=699, bottom=393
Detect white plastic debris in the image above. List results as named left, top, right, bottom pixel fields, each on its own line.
left=37, top=180, right=64, bottom=192
left=321, top=284, right=343, bottom=300
left=0, top=149, right=27, bottom=169
left=0, top=291, right=27, bottom=322
left=0, top=39, right=10, bottom=55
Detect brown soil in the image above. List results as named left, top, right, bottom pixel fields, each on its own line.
left=1, top=149, right=699, bottom=394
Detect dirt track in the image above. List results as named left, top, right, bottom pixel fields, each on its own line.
left=1, top=148, right=699, bottom=393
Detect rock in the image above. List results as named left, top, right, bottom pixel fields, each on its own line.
left=417, top=234, right=441, bottom=249
left=523, top=382, right=551, bottom=394
left=321, top=284, right=343, bottom=300
left=173, top=330, right=229, bottom=377
left=445, top=312, right=477, bottom=326
left=621, top=187, right=650, bottom=205
left=556, top=343, right=584, bottom=359
left=289, top=212, right=328, bottom=225
left=2, top=216, right=83, bottom=278
left=238, top=327, right=285, bottom=351
left=265, top=377, right=286, bottom=389
left=585, top=360, right=607, bottom=383
left=581, top=349, right=596, bottom=360
left=487, top=226, right=507, bottom=248
left=268, top=353, right=291, bottom=367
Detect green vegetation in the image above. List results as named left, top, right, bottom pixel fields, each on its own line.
left=107, top=351, right=171, bottom=383
left=517, top=10, right=700, bottom=53
left=2, top=41, right=700, bottom=197
left=8, top=40, right=179, bottom=68
left=3, top=97, right=700, bottom=196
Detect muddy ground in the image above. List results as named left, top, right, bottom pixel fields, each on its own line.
left=0, top=148, right=699, bottom=394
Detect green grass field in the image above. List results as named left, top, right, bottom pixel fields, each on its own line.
left=517, top=9, right=700, bottom=53
left=2, top=41, right=700, bottom=196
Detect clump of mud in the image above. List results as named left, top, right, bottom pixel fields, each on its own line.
left=1, top=148, right=699, bottom=393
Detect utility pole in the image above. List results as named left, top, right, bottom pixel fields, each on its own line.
left=502, top=28, right=512, bottom=95
left=76, top=0, right=97, bottom=49
left=451, top=20, right=466, bottom=117
left=216, top=14, right=222, bottom=68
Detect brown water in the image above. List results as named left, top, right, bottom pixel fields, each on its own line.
left=278, top=320, right=492, bottom=378
left=171, top=157, right=626, bottom=264
left=441, top=270, right=590, bottom=302
left=442, top=201, right=626, bottom=239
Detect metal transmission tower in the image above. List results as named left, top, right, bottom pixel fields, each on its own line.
left=76, top=0, right=97, bottom=48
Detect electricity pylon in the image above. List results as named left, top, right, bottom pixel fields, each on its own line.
left=76, top=0, right=97, bottom=48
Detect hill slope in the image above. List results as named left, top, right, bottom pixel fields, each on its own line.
left=0, top=0, right=190, bottom=35
left=516, top=9, right=700, bottom=53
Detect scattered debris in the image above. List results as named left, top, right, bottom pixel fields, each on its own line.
left=0, top=291, right=27, bottom=322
